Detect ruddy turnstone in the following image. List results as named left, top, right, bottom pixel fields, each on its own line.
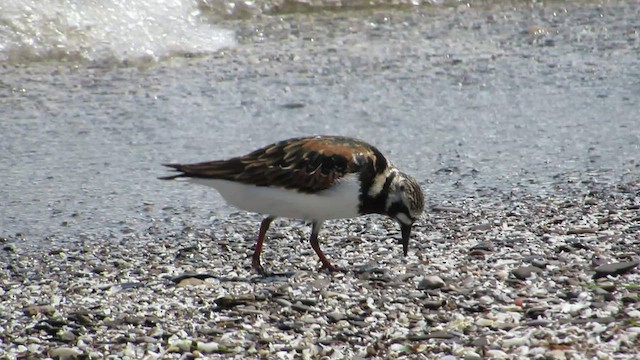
left=160, top=135, right=424, bottom=274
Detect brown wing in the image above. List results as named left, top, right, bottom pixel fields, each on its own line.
left=161, top=136, right=388, bottom=193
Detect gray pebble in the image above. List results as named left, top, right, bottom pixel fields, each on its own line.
left=417, top=275, right=445, bottom=290
left=593, top=260, right=640, bottom=279
left=512, top=266, right=543, bottom=280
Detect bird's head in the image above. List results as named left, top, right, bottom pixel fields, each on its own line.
left=385, top=171, right=425, bottom=256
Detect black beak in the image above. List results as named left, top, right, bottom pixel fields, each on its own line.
left=401, top=223, right=412, bottom=257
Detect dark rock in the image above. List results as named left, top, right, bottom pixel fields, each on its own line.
left=527, top=320, right=552, bottom=326
left=512, top=266, right=543, bottom=280
left=215, top=294, right=255, bottom=308
left=291, top=302, right=321, bottom=313
left=172, top=273, right=216, bottom=283
left=470, top=242, right=494, bottom=252
left=278, top=321, right=302, bottom=331
left=469, top=249, right=491, bottom=257
left=556, top=245, right=574, bottom=253
left=525, top=307, right=547, bottom=319
left=92, top=265, right=109, bottom=274
left=593, top=260, right=640, bottom=279
left=531, top=259, right=548, bottom=269
left=423, top=300, right=446, bottom=310
left=569, top=241, right=591, bottom=250
left=68, top=311, right=94, bottom=325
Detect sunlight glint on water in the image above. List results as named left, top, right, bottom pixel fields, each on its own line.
left=0, top=0, right=235, bottom=63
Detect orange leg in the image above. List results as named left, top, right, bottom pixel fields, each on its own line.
left=309, top=221, right=339, bottom=272
left=252, top=216, right=275, bottom=275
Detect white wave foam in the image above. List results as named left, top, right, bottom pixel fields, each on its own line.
left=0, top=0, right=235, bottom=64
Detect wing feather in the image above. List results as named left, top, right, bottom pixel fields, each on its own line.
left=161, top=136, right=388, bottom=193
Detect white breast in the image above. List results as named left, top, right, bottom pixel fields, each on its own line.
left=185, top=174, right=362, bottom=221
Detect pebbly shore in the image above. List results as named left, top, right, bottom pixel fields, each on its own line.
left=1, top=180, right=639, bottom=359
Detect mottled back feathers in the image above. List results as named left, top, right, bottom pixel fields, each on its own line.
left=161, top=136, right=389, bottom=194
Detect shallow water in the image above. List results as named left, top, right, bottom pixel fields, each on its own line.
left=1, top=0, right=639, bottom=246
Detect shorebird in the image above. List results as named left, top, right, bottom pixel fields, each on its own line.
left=160, top=135, right=424, bottom=274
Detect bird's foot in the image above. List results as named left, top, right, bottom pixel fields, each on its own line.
left=318, top=263, right=343, bottom=274
left=252, top=260, right=269, bottom=276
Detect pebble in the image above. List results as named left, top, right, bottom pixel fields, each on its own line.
left=417, top=275, right=446, bottom=290
left=49, top=347, right=83, bottom=359
left=24, top=305, right=56, bottom=316
left=512, top=266, right=544, bottom=280
left=176, top=277, right=206, bottom=287
left=1, top=177, right=638, bottom=359
left=593, top=260, right=640, bottom=279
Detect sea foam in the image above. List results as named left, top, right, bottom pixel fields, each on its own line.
left=0, top=0, right=235, bottom=64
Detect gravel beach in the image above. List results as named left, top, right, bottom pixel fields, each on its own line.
left=1, top=0, right=639, bottom=359
left=2, top=179, right=639, bottom=359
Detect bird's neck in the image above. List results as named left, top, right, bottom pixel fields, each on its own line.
left=358, top=169, right=396, bottom=215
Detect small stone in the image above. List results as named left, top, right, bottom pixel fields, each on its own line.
left=546, top=349, right=567, bottom=360
left=567, top=226, right=597, bottom=235
left=176, top=277, right=206, bottom=287
left=197, top=341, right=220, bottom=353
left=215, top=294, right=255, bottom=308
left=123, top=316, right=144, bottom=326
left=291, top=302, right=321, bottom=313
left=426, top=330, right=456, bottom=339
left=469, top=249, right=490, bottom=257
left=512, top=266, right=543, bottom=280
left=92, top=265, right=108, bottom=274
left=58, top=331, right=76, bottom=342
left=423, top=300, right=445, bottom=310
left=24, top=305, right=56, bottom=316
left=417, top=275, right=445, bottom=290
left=464, top=351, right=482, bottom=360
left=530, top=259, right=548, bottom=269
left=593, top=260, right=640, bottom=279
left=327, top=311, right=346, bottom=322
left=470, top=242, right=494, bottom=251
left=468, top=224, right=492, bottom=232
left=49, top=347, right=83, bottom=359
left=591, top=255, right=609, bottom=267
left=278, top=321, right=302, bottom=331
left=471, top=336, right=489, bottom=347
left=502, top=337, right=528, bottom=347
left=134, top=336, right=157, bottom=344
left=527, top=319, right=552, bottom=326
left=485, top=350, right=509, bottom=359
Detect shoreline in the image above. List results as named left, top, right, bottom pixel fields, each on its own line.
left=2, top=180, right=639, bottom=359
